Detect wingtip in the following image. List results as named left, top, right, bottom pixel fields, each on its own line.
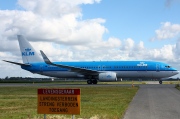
left=2, top=60, right=8, bottom=62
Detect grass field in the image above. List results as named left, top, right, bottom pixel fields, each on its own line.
left=0, top=86, right=138, bottom=119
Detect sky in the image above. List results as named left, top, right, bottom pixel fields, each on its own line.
left=0, top=0, right=180, bottom=78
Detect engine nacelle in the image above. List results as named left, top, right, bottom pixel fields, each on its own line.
left=98, top=72, right=117, bottom=81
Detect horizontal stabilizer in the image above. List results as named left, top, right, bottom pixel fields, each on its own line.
left=2, top=60, right=31, bottom=66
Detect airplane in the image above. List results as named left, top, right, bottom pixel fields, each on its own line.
left=3, top=35, right=179, bottom=84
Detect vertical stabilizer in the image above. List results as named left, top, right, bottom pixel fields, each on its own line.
left=17, top=35, right=43, bottom=63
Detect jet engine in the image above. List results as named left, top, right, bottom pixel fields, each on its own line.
left=98, top=72, right=117, bottom=81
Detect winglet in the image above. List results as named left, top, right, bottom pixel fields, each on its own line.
left=40, top=50, right=52, bottom=64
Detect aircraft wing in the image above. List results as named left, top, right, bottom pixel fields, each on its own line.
left=40, top=50, right=99, bottom=75
left=2, top=60, right=31, bottom=66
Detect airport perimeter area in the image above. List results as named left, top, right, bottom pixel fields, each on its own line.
left=0, top=82, right=138, bottom=119
left=0, top=81, right=180, bottom=119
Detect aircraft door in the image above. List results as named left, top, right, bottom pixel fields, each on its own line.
left=102, top=65, right=106, bottom=71
left=156, top=64, right=160, bottom=72
left=98, top=65, right=102, bottom=71
left=40, top=65, right=43, bottom=74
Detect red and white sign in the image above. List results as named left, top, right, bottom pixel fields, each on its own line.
left=37, top=88, right=80, bottom=115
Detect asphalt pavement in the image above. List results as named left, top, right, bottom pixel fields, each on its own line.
left=123, top=84, right=180, bottom=119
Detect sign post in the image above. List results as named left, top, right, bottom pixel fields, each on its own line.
left=37, top=88, right=80, bottom=117
left=44, top=114, right=46, bottom=119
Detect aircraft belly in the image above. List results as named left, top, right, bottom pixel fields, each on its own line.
left=116, top=71, right=174, bottom=78
left=152, top=71, right=176, bottom=78
left=42, top=71, right=78, bottom=78
left=116, top=71, right=151, bottom=78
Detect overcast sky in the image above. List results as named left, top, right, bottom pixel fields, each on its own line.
left=0, top=0, right=180, bottom=78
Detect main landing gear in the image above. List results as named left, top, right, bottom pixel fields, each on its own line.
left=87, top=79, right=98, bottom=84
left=159, top=80, right=162, bottom=84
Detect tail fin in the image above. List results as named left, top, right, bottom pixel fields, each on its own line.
left=17, top=35, right=43, bottom=63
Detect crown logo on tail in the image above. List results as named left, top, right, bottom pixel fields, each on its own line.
left=25, top=48, right=31, bottom=52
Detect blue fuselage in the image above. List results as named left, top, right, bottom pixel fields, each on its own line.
left=21, top=61, right=178, bottom=79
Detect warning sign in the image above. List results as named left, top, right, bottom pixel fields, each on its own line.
left=37, top=88, right=80, bottom=114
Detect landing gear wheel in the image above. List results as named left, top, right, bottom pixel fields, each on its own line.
left=159, top=80, right=162, bottom=84
left=92, top=79, right=97, bottom=84
left=87, top=79, right=92, bottom=84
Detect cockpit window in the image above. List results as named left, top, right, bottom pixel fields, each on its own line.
left=165, top=66, right=171, bottom=68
